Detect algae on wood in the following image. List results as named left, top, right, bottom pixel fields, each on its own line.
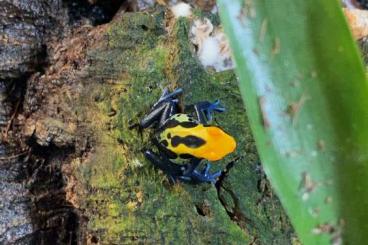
left=74, top=10, right=296, bottom=244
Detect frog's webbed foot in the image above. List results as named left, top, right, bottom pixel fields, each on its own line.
left=179, top=160, right=221, bottom=184
left=189, top=163, right=222, bottom=184
left=144, top=150, right=220, bottom=184
left=188, top=100, right=225, bottom=124
left=140, top=88, right=183, bottom=128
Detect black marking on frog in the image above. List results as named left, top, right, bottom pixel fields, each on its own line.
left=164, top=119, right=198, bottom=129
left=171, top=135, right=206, bottom=148
left=159, top=145, right=178, bottom=159
left=161, top=140, right=169, bottom=147
left=179, top=153, right=194, bottom=159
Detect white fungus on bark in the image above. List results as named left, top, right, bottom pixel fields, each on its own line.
left=190, top=18, right=234, bottom=72
left=170, top=2, right=192, bottom=18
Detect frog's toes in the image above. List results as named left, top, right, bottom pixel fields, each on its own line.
left=205, top=100, right=225, bottom=119
left=202, top=163, right=222, bottom=180
left=178, top=175, right=193, bottom=182
left=195, top=100, right=225, bottom=122
left=209, top=100, right=226, bottom=112
left=192, top=163, right=222, bottom=184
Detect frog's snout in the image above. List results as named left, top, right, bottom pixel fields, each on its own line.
left=204, top=127, right=236, bottom=161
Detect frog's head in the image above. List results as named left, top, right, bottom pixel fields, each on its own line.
left=198, top=126, right=236, bottom=161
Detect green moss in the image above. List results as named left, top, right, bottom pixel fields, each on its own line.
left=75, top=9, right=294, bottom=245
left=192, top=8, right=221, bottom=26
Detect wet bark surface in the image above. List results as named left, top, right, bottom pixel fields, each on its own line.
left=0, top=1, right=66, bottom=242
left=0, top=1, right=116, bottom=244
left=0, top=0, right=61, bottom=79
left=0, top=144, right=32, bottom=244
left=1, top=1, right=296, bottom=244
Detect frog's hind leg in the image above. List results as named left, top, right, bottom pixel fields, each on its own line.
left=186, top=100, right=225, bottom=124
left=158, top=100, right=179, bottom=128
left=145, top=149, right=221, bottom=184
left=178, top=158, right=201, bottom=182
left=144, top=150, right=186, bottom=183
left=140, top=102, right=168, bottom=128
left=140, top=88, right=183, bottom=128
left=153, top=87, right=183, bottom=108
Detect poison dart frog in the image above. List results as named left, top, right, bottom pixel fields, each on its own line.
left=139, top=87, right=236, bottom=184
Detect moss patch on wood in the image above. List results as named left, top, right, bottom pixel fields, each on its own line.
left=73, top=9, right=295, bottom=244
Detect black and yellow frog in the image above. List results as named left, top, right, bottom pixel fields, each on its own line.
left=139, top=88, right=236, bottom=184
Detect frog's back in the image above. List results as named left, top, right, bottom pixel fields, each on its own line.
left=157, top=113, right=236, bottom=162
left=156, top=113, right=202, bottom=163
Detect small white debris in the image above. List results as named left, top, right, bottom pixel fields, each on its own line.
left=171, top=2, right=192, bottom=18
left=325, top=196, right=333, bottom=204
left=131, top=158, right=144, bottom=168
left=199, top=37, right=221, bottom=67
left=137, top=0, right=156, bottom=10
left=300, top=172, right=317, bottom=201
left=302, top=192, right=310, bottom=201
left=308, top=207, right=320, bottom=218
left=190, top=18, right=234, bottom=72
left=312, top=222, right=343, bottom=245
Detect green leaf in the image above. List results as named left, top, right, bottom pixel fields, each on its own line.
left=218, top=0, right=368, bottom=244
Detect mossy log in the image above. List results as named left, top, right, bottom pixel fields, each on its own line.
left=72, top=10, right=296, bottom=244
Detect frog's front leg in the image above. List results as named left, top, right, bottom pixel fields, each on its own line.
left=187, top=100, right=226, bottom=124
